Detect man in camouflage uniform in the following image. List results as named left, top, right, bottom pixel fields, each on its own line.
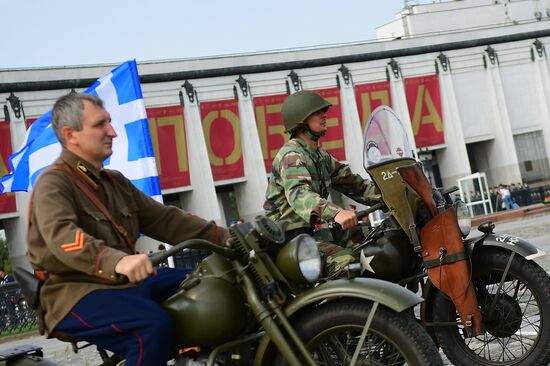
left=264, top=90, right=380, bottom=277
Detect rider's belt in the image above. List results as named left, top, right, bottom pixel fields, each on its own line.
left=423, top=251, right=466, bottom=269
left=34, top=270, right=58, bottom=282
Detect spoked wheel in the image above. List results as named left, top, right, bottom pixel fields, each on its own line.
left=273, top=299, right=442, bottom=366
left=433, top=249, right=550, bottom=366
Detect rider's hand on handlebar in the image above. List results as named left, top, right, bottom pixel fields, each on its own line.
left=334, top=209, right=358, bottom=230
left=115, top=254, right=156, bottom=283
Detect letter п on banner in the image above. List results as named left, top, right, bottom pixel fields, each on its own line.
left=146, top=105, right=191, bottom=189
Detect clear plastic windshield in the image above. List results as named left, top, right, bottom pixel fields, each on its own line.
left=363, top=105, right=415, bottom=170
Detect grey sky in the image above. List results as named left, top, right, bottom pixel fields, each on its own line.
left=2, top=0, right=432, bottom=69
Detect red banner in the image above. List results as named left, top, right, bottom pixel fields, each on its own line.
left=26, top=118, right=37, bottom=129
left=314, top=87, right=346, bottom=161
left=146, top=105, right=191, bottom=189
left=355, top=81, right=392, bottom=131
left=405, top=75, right=444, bottom=148
left=253, top=94, right=288, bottom=172
left=0, top=120, right=17, bottom=214
left=200, top=100, right=244, bottom=181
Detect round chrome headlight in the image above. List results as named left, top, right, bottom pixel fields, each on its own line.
left=455, top=200, right=471, bottom=237
left=276, top=234, right=321, bottom=283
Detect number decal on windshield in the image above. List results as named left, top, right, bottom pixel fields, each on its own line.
left=381, top=170, right=398, bottom=181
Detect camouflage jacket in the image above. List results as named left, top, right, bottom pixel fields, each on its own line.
left=264, top=138, right=380, bottom=227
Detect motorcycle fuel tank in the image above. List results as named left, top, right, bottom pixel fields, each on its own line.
left=359, top=226, right=419, bottom=282
left=162, top=253, right=249, bottom=347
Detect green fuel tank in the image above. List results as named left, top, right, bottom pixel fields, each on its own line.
left=162, top=254, right=250, bottom=347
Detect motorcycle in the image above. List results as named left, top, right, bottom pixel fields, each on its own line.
left=2, top=214, right=443, bottom=365
left=331, top=105, right=550, bottom=366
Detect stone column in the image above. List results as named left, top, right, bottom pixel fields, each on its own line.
left=435, top=53, right=472, bottom=188
left=337, top=65, right=366, bottom=177
left=179, top=81, right=224, bottom=225
left=2, top=94, right=32, bottom=271
left=233, top=76, right=268, bottom=222
left=386, top=59, right=417, bottom=157
left=483, top=46, right=522, bottom=184
left=531, top=40, right=550, bottom=166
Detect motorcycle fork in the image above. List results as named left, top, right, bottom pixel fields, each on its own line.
left=485, top=251, right=515, bottom=318
left=349, top=302, right=379, bottom=365
left=234, top=261, right=316, bottom=366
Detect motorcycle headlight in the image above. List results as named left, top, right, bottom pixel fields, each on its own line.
left=455, top=200, right=471, bottom=237
left=276, top=234, right=321, bottom=283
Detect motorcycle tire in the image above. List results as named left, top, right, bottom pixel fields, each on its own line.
left=432, top=248, right=550, bottom=366
left=272, top=298, right=443, bottom=366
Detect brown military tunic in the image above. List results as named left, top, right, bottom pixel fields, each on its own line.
left=27, top=148, right=228, bottom=334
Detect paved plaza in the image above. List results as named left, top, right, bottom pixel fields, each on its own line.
left=1, top=210, right=550, bottom=365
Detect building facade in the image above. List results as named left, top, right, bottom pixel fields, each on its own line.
left=1, top=0, right=550, bottom=267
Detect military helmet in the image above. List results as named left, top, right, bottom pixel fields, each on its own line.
left=282, top=90, right=331, bottom=133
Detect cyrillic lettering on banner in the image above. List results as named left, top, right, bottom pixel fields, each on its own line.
left=253, top=94, right=288, bottom=172
left=354, top=81, right=392, bottom=131
left=314, top=87, right=345, bottom=161
left=146, top=105, right=191, bottom=189
left=0, top=120, right=17, bottom=213
left=405, top=75, right=444, bottom=147
left=200, top=100, right=244, bottom=181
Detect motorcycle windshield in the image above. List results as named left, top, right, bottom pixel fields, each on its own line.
left=363, top=105, right=414, bottom=170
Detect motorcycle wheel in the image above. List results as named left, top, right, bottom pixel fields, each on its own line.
left=432, top=248, right=550, bottom=366
left=272, top=298, right=442, bottom=366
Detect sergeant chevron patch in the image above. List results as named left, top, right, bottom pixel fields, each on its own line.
left=61, top=230, right=85, bottom=252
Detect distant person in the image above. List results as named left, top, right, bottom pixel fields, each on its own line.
left=0, top=266, right=14, bottom=285
left=498, top=184, right=513, bottom=210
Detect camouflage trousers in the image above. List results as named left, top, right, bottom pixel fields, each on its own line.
left=315, top=226, right=368, bottom=278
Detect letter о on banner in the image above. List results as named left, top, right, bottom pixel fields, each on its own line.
left=354, top=81, right=392, bottom=132
left=0, top=120, right=17, bottom=214
left=405, top=74, right=444, bottom=148
left=200, top=100, right=244, bottom=181
left=146, top=105, right=191, bottom=189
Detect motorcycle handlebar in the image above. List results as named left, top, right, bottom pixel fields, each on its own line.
left=148, top=239, right=236, bottom=266
left=328, top=202, right=386, bottom=231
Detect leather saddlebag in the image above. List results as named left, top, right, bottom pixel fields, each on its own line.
left=420, top=207, right=483, bottom=336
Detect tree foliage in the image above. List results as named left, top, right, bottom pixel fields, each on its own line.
left=0, top=237, right=12, bottom=274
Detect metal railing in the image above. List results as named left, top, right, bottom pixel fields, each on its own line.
left=0, top=249, right=212, bottom=337
left=0, top=282, right=38, bottom=337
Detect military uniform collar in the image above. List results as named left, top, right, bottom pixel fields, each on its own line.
left=60, top=149, right=102, bottom=190
left=292, top=137, right=320, bottom=153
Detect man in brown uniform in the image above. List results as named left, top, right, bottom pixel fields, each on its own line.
left=27, top=93, right=227, bottom=366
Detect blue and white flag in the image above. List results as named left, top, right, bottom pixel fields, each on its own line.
left=0, top=60, right=162, bottom=201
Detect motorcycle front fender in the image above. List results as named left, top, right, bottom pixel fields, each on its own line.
left=253, top=278, right=422, bottom=366
left=285, top=277, right=422, bottom=316
left=465, top=232, right=546, bottom=261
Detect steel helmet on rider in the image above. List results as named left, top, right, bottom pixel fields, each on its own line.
left=282, top=90, right=331, bottom=133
